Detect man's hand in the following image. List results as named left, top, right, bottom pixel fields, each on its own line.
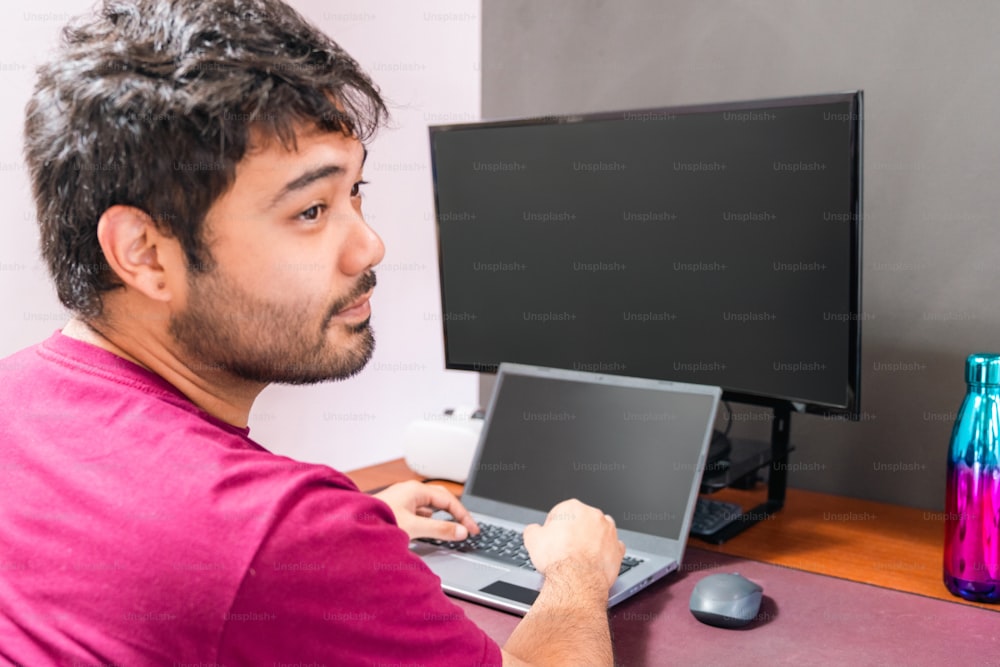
left=522, top=498, right=625, bottom=589
left=373, top=480, right=480, bottom=542
left=502, top=499, right=625, bottom=667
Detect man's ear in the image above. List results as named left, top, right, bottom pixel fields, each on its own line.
left=96, top=205, right=185, bottom=303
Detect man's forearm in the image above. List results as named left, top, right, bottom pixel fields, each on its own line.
left=502, top=559, right=614, bottom=667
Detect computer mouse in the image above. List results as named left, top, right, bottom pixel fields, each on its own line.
left=689, top=572, right=763, bottom=628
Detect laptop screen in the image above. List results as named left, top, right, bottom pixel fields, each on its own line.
left=467, top=367, right=719, bottom=541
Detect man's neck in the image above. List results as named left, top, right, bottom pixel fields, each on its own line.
left=61, top=318, right=264, bottom=428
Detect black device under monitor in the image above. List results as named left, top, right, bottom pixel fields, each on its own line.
left=429, top=91, right=864, bottom=541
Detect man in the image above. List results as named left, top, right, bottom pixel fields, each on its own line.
left=0, top=1, right=625, bottom=665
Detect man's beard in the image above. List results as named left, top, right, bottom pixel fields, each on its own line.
left=169, top=268, right=377, bottom=385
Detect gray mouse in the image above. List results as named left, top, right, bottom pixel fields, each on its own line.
left=689, top=572, right=763, bottom=628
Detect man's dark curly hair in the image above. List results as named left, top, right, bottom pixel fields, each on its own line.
left=24, top=0, right=388, bottom=319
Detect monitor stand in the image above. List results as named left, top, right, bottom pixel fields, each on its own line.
left=695, top=402, right=792, bottom=544
left=707, top=429, right=733, bottom=464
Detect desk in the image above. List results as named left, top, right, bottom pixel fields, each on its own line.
left=347, top=458, right=1000, bottom=665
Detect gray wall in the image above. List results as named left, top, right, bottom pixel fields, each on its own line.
left=480, top=0, right=1000, bottom=510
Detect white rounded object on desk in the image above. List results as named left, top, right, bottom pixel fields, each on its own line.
left=402, top=410, right=483, bottom=483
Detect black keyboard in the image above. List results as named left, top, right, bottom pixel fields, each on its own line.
left=690, top=498, right=743, bottom=537
left=420, top=521, right=644, bottom=577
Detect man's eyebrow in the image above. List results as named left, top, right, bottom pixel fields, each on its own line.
left=267, top=147, right=368, bottom=210
left=268, top=146, right=368, bottom=208
left=268, top=164, right=345, bottom=209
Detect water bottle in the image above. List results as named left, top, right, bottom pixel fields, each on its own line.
left=944, top=353, right=1000, bottom=602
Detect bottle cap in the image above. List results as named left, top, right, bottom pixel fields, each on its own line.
left=966, top=353, right=1000, bottom=385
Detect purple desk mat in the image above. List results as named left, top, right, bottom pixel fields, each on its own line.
left=454, top=547, right=1000, bottom=666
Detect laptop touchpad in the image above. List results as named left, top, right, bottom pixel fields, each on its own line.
left=480, top=580, right=539, bottom=606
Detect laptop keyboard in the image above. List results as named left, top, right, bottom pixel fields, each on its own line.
left=420, top=521, right=645, bottom=577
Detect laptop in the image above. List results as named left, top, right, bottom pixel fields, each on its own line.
left=410, top=362, right=721, bottom=615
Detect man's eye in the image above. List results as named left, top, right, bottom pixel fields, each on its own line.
left=299, top=204, right=325, bottom=222
left=351, top=180, right=370, bottom=198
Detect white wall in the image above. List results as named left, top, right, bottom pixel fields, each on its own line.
left=0, top=1, right=481, bottom=473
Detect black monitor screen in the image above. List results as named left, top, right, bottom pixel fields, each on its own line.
left=430, top=92, right=862, bottom=415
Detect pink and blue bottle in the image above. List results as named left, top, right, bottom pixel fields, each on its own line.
left=944, top=353, right=1000, bottom=602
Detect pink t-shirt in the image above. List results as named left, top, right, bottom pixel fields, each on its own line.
left=0, top=332, right=502, bottom=666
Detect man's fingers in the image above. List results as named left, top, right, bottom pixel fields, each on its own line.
left=521, top=523, right=541, bottom=550
left=420, top=483, right=479, bottom=535
left=405, top=515, right=469, bottom=541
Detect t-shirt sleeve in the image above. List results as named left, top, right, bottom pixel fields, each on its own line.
left=216, top=477, right=503, bottom=667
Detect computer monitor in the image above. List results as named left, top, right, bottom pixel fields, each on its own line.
left=429, top=91, right=863, bottom=419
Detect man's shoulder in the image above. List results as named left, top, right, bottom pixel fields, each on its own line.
left=0, top=331, right=377, bottom=561
left=0, top=337, right=47, bottom=375
left=0, top=331, right=202, bottom=422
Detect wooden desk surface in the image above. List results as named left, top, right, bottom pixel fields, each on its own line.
left=346, top=457, right=1000, bottom=612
